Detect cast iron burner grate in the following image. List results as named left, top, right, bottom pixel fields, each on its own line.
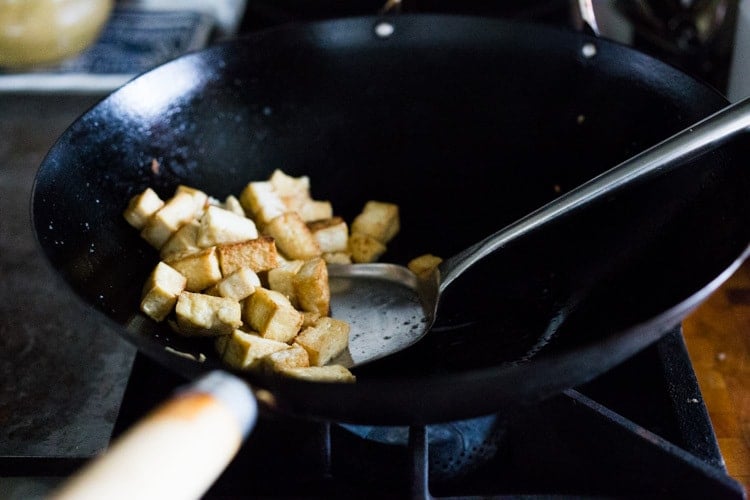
left=111, top=328, right=745, bottom=499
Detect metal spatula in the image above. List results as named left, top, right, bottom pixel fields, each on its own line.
left=329, top=96, right=750, bottom=369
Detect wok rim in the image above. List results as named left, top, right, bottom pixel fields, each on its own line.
left=30, top=13, right=750, bottom=424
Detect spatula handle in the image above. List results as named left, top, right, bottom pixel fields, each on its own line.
left=50, top=371, right=257, bottom=500
left=439, top=96, right=750, bottom=291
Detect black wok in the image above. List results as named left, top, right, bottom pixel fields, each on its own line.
left=32, top=15, right=750, bottom=428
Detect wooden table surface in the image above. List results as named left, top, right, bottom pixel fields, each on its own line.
left=683, top=258, right=750, bottom=495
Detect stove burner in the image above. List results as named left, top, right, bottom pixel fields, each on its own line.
left=340, top=414, right=505, bottom=481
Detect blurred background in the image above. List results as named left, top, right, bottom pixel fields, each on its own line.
left=0, top=0, right=748, bottom=99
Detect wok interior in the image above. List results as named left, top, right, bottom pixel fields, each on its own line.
left=33, top=16, right=750, bottom=421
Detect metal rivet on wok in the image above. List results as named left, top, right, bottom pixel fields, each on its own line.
left=582, top=43, right=597, bottom=58
left=374, top=21, right=395, bottom=38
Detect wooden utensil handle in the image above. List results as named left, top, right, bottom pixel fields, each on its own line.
left=51, top=371, right=257, bottom=500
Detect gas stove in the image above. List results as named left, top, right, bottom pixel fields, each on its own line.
left=107, top=327, right=743, bottom=498
left=1, top=325, right=743, bottom=498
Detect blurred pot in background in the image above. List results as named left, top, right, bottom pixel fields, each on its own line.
left=0, top=0, right=113, bottom=68
left=610, top=0, right=739, bottom=92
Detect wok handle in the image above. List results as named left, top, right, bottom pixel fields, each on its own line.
left=50, top=371, right=257, bottom=500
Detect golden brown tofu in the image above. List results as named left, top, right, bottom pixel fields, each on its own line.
left=263, top=212, right=321, bottom=260
left=261, top=343, right=310, bottom=373
left=351, top=200, right=400, bottom=244
left=278, top=365, right=355, bottom=383
left=268, top=169, right=311, bottom=212
left=407, top=254, right=443, bottom=278
left=297, top=199, right=333, bottom=222
left=197, top=205, right=258, bottom=248
left=301, top=311, right=321, bottom=328
left=267, top=169, right=333, bottom=221
left=140, top=262, right=186, bottom=322
left=321, top=251, right=352, bottom=264
left=223, top=195, right=246, bottom=217
left=206, top=267, right=260, bottom=301
left=159, top=220, right=200, bottom=260
left=239, top=181, right=287, bottom=227
left=307, top=216, right=349, bottom=253
left=243, top=287, right=303, bottom=343
left=165, top=247, right=222, bottom=292
left=140, top=192, right=196, bottom=249
left=217, top=237, right=279, bottom=276
left=124, top=187, right=164, bottom=230
left=175, top=291, right=242, bottom=336
left=294, top=316, right=350, bottom=366
left=175, top=185, right=209, bottom=218
left=266, top=259, right=304, bottom=306
left=293, top=257, right=330, bottom=316
left=216, top=329, right=290, bottom=370
left=348, top=232, right=386, bottom=263
left=127, top=174, right=362, bottom=382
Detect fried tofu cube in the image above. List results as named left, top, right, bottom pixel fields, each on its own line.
left=293, top=257, right=330, bottom=316
left=124, top=188, right=164, bottom=230
left=279, top=365, right=355, bottom=383
left=302, top=311, right=321, bottom=327
left=269, top=168, right=310, bottom=194
left=165, top=247, right=222, bottom=292
left=308, top=216, right=349, bottom=253
left=223, top=195, right=246, bottom=217
left=297, top=199, right=333, bottom=222
left=217, top=236, right=279, bottom=275
left=175, top=185, right=209, bottom=218
left=269, top=169, right=310, bottom=211
left=140, top=192, right=197, bottom=249
left=408, top=254, right=443, bottom=278
left=322, top=252, right=352, bottom=264
left=175, top=291, right=242, bottom=336
left=159, top=220, right=200, bottom=260
left=267, top=260, right=304, bottom=306
left=197, top=205, right=258, bottom=248
left=216, top=329, right=290, bottom=370
left=267, top=169, right=333, bottom=221
left=294, top=317, right=349, bottom=366
left=140, top=262, right=186, bottom=322
left=261, top=343, right=310, bottom=373
left=207, top=267, right=260, bottom=301
left=263, top=212, right=321, bottom=260
left=348, top=232, right=386, bottom=263
left=243, top=287, right=303, bottom=343
left=351, top=201, right=400, bottom=243
left=239, top=181, right=287, bottom=227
